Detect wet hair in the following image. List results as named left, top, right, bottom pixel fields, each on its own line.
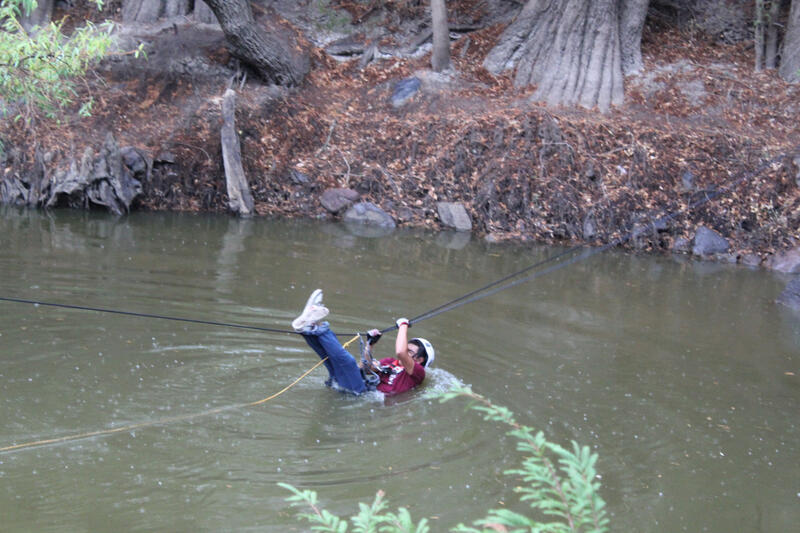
left=408, top=338, right=428, bottom=367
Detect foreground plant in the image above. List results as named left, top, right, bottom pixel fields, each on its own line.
left=0, top=0, right=114, bottom=121
left=281, top=385, right=608, bottom=533
left=279, top=483, right=429, bottom=533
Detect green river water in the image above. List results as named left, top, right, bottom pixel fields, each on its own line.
left=1, top=207, right=798, bottom=532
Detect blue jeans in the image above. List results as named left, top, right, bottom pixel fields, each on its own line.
left=302, top=322, right=366, bottom=395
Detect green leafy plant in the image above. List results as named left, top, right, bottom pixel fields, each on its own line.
left=281, top=385, right=609, bottom=533
left=0, top=0, right=113, bottom=121
left=280, top=483, right=429, bottom=533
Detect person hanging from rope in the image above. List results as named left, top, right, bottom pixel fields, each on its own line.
left=291, top=289, right=434, bottom=396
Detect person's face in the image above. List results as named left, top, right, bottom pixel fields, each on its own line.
left=408, top=343, right=424, bottom=364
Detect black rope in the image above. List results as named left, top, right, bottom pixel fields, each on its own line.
left=1, top=153, right=789, bottom=337
left=388, top=152, right=788, bottom=330
left=0, top=296, right=357, bottom=338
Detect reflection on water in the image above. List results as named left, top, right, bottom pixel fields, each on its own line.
left=0, top=206, right=798, bottom=532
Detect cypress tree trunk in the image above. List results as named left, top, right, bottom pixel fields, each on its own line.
left=620, top=0, right=649, bottom=75
left=202, top=0, right=308, bottom=86
left=780, top=0, right=800, bottom=82
left=755, top=0, right=765, bottom=71
left=431, top=0, right=450, bottom=72
left=764, top=0, right=782, bottom=68
left=484, top=0, right=646, bottom=111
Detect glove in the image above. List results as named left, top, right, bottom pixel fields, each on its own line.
left=396, top=318, right=410, bottom=329
left=366, top=328, right=382, bottom=345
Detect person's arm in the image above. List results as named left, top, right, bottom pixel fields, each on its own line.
left=362, top=329, right=382, bottom=370
left=395, top=318, right=415, bottom=374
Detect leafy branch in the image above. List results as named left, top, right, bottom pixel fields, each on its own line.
left=0, top=0, right=113, bottom=122
left=279, top=482, right=429, bottom=533
left=441, top=385, right=608, bottom=533
left=281, top=386, right=608, bottom=533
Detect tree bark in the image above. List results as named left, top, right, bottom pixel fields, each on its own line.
left=202, top=0, right=308, bottom=86
left=221, top=89, right=254, bottom=216
left=755, top=0, right=765, bottom=71
left=780, top=0, right=800, bottom=82
left=620, top=0, right=649, bottom=75
left=484, top=0, right=646, bottom=111
left=431, top=0, right=450, bottom=72
left=764, top=0, right=782, bottom=68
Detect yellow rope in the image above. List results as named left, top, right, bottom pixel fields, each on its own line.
left=0, top=335, right=361, bottom=454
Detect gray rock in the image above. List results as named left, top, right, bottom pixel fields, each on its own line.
left=765, top=246, right=800, bottom=273
left=321, top=187, right=359, bottom=214
left=776, top=276, right=800, bottom=311
left=436, top=201, right=472, bottom=232
left=692, top=226, right=729, bottom=256
left=342, top=201, right=396, bottom=228
left=390, top=77, right=421, bottom=107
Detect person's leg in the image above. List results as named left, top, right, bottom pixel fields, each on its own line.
left=302, top=334, right=337, bottom=384
left=302, top=323, right=366, bottom=395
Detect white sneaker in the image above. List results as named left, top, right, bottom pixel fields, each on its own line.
left=292, top=289, right=329, bottom=331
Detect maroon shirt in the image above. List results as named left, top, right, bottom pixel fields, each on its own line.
left=376, top=357, right=425, bottom=395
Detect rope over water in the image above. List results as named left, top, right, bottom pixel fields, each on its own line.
left=0, top=336, right=358, bottom=453
left=0, top=151, right=792, bottom=454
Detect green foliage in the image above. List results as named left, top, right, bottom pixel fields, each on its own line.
left=280, top=482, right=429, bottom=532
left=281, top=386, right=609, bottom=533
left=0, top=0, right=113, bottom=121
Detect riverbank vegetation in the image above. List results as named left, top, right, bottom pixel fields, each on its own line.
left=0, top=1, right=798, bottom=266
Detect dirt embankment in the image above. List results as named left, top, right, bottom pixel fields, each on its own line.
left=1, top=2, right=799, bottom=266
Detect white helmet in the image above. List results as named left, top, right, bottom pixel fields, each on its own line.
left=411, top=337, right=435, bottom=368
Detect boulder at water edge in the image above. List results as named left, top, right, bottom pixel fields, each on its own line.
left=342, top=202, right=396, bottom=228
left=437, top=201, right=472, bottom=232
left=692, top=226, right=729, bottom=256
left=321, top=187, right=360, bottom=214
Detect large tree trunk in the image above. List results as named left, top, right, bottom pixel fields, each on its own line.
left=202, top=0, right=308, bottom=86
left=484, top=0, right=648, bottom=111
left=755, top=0, right=766, bottom=71
left=620, top=0, right=649, bottom=75
left=431, top=0, right=450, bottom=72
left=780, top=0, right=800, bottom=82
left=764, top=0, right=782, bottom=68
